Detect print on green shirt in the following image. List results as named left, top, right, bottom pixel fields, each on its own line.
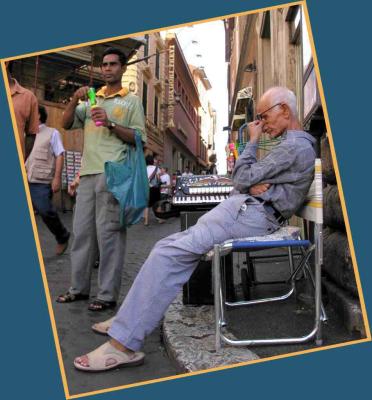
left=71, top=90, right=146, bottom=176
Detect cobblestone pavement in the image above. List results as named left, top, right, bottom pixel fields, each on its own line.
left=36, top=208, right=360, bottom=396
left=37, top=211, right=179, bottom=397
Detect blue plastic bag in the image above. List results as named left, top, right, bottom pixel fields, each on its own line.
left=104, top=132, right=149, bottom=228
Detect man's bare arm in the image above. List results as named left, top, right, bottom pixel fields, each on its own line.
left=108, top=125, right=136, bottom=145
left=62, top=86, right=89, bottom=129
left=52, top=154, right=64, bottom=193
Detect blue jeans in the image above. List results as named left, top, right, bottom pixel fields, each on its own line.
left=29, top=183, right=70, bottom=244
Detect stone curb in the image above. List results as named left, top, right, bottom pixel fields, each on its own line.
left=162, top=294, right=259, bottom=373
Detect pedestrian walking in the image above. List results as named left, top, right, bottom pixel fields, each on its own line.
left=26, top=105, right=70, bottom=255
left=144, top=155, right=161, bottom=226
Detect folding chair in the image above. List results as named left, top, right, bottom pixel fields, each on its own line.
left=213, top=159, right=326, bottom=350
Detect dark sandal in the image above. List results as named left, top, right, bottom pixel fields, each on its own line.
left=88, top=300, right=117, bottom=311
left=56, top=292, right=89, bottom=303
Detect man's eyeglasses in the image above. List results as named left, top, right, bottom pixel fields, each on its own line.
left=256, top=103, right=282, bottom=121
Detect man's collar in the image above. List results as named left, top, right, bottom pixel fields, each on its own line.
left=285, top=129, right=316, bottom=144
left=284, top=130, right=305, bottom=138
left=281, top=129, right=311, bottom=141
left=96, top=86, right=129, bottom=99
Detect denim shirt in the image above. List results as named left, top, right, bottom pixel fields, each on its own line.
left=232, top=130, right=316, bottom=219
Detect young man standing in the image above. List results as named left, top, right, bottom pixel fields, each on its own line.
left=57, top=47, right=146, bottom=311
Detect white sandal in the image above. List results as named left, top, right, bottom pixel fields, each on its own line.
left=74, top=342, right=145, bottom=372
left=92, top=317, right=114, bottom=335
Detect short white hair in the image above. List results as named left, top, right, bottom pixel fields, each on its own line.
left=264, top=86, right=298, bottom=117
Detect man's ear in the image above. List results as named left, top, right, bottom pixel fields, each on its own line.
left=281, top=103, right=291, bottom=118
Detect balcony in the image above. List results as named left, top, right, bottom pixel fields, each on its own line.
left=153, top=79, right=163, bottom=92
left=142, top=64, right=152, bottom=79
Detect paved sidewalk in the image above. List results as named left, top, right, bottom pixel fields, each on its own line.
left=37, top=211, right=179, bottom=396
left=36, top=209, right=361, bottom=396
left=162, top=250, right=361, bottom=372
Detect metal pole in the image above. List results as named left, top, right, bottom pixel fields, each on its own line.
left=315, top=223, right=323, bottom=345
left=213, top=244, right=221, bottom=351
left=89, top=49, right=94, bottom=87
left=33, top=56, right=39, bottom=95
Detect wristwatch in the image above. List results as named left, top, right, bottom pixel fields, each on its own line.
left=108, top=121, right=116, bottom=130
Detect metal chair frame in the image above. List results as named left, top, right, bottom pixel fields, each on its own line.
left=213, top=159, right=326, bottom=350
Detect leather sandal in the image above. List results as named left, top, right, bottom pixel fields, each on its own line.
left=92, top=317, right=114, bottom=335
left=56, top=292, right=89, bottom=303
left=88, top=299, right=117, bottom=311
left=74, top=341, right=145, bottom=372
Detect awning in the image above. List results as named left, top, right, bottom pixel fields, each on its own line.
left=197, top=157, right=208, bottom=167
left=57, top=37, right=145, bottom=67
left=14, top=37, right=145, bottom=102
left=231, top=86, right=253, bottom=131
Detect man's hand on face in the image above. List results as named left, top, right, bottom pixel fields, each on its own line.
left=91, top=107, right=109, bottom=127
left=249, top=183, right=271, bottom=196
left=73, top=86, right=90, bottom=102
left=248, top=120, right=264, bottom=143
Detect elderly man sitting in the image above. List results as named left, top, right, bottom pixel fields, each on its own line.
left=74, top=86, right=316, bottom=371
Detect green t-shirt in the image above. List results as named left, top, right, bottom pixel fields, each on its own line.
left=71, top=87, right=146, bottom=176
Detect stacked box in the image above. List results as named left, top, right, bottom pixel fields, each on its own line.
left=62, top=151, right=82, bottom=189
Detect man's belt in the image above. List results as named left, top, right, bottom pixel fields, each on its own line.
left=249, top=197, right=286, bottom=225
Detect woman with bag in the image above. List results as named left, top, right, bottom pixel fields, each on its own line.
left=144, top=154, right=161, bottom=226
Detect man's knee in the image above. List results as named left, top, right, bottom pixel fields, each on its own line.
left=147, top=235, right=182, bottom=265
left=40, top=208, right=58, bottom=220
left=154, top=231, right=181, bottom=249
left=35, top=200, right=53, bottom=216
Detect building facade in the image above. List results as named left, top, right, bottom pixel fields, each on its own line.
left=208, top=104, right=217, bottom=165
left=190, top=65, right=215, bottom=171
left=224, top=5, right=365, bottom=336
left=163, top=33, right=201, bottom=174
left=122, top=32, right=167, bottom=161
left=225, top=5, right=325, bottom=161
